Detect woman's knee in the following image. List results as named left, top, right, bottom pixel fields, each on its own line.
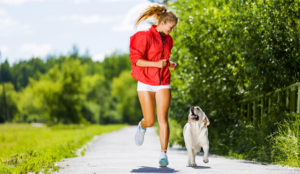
left=158, top=118, right=169, bottom=127
left=143, top=118, right=155, bottom=127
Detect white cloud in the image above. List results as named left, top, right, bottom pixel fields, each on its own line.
left=95, top=0, right=136, bottom=2
left=92, top=49, right=114, bottom=62
left=0, top=46, right=8, bottom=60
left=0, top=9, right=17, bottom=29
left=0, top=0, right=46, bottom=5
left=60, top=14, right=121, bottom=24
left=20, top=43, right=52, bottom=58
left=112, top=2, right=154, bottom=32
left=0, top=45, right=8, bottom=53
left=0, top=9, right=6, bottom=16
left=73, top=0, right=89, bottom=4
left=74, top=0, right=136, bottom=4
left=0, top=0, right=138, bottom=5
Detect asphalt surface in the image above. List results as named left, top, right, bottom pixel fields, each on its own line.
left=53, top=126, right=300, bottom=174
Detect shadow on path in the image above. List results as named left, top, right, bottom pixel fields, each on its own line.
left=189, top=166, right=211, bottom=169
left=131, top=166, right=179, bottom=173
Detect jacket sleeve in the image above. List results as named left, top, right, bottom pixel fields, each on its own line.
left=129, top=31, right=148, bottom=66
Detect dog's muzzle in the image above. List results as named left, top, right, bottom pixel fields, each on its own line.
left=190, top=106, right=199, bottom=120
left=190, top=114, right=199, bottom=120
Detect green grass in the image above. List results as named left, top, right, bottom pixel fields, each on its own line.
left=0, top=123, right=126, bottom=174
left=271, top=113, right=300, bottom=167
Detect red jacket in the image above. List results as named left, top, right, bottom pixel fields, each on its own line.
left=129, top=25, right=173, bottom=85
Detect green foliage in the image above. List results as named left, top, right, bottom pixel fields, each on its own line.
left=0, top=50, right=134, bottom=125
left=168, top=118, right=185, bottom=147
left=0, top=60, right=11, bottom=83
left=271, top=113, right=300, bottom=167
left=111, top=71, right=142, bottom=124
left=0, top=123, right=126, bottom=174
left=168, top=0, right=300, bottom=167
left=101, top=52, right=131, bottom=81
left=10, top=58, right=47, bottom=91
left=0, top=83, right=18, bottom=123
left=57, top=59, right=85, bottom=124
left=15, top=59, right=86, bottom=124
left=81, top=74, right=107, bottom=123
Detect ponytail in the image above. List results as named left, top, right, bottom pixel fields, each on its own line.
left=135, top=4, right=177, bottom=26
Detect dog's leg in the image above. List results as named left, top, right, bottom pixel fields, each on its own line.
left=192, top=149, right=197, bottom=166
left=188, top=149, right=197, bottom=167
left=186, top=148, right=197, bottom=167
left=202, top=144, right=209, bottom=163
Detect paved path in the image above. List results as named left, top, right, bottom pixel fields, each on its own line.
left=54, top=126, right=300, bottom=174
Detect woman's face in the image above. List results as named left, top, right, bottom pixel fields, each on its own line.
left=159, top=21, right=177, bottom=35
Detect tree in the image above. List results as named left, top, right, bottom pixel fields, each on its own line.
left=0, top=58, right=12, bottom=122
left=167, top=0, right=300, bottom=152
left=0, top=83, right=18, bottom=123
left=101, top=52, right=131, bottom=81
left=111, top=71, right=142, bottom=124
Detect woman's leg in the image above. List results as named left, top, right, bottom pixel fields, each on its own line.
left=155, top=88, right=171, bottom=152
left=138, top=91, right=156, bottom=128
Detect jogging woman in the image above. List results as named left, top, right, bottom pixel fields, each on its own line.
left=129, top=4, right=178, bottom=167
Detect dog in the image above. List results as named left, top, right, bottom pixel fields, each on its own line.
left=183, top=106, right=210, bottom=167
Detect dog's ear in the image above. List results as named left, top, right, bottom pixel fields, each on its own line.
left=203, top=113, right=210, bottom=126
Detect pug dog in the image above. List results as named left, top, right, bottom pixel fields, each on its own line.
left=183, top=106, right=210, bottom=167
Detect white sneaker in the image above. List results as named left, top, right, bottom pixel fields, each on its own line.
left=159, top=152, right=169, bottom=167
left=135, top=121, right=146, bottom=146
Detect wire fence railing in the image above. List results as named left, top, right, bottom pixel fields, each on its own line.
left=239, top=82, right=300, bottom=126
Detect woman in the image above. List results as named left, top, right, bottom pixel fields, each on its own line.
left=129, top=4, right=178, bottom=167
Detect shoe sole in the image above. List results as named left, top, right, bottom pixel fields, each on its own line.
left=159, top=164, right=168, bottom=167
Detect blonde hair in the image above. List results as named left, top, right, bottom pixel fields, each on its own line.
left=135, top=4, right=178, bottom=26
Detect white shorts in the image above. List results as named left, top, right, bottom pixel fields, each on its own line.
left=137, top=81, right=171, bottom=92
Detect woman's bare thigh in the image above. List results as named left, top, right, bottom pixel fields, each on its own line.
left=138, top=91, right=156, bottom=126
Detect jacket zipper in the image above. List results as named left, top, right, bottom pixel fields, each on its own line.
left=159, top=34, right=164, bottom=85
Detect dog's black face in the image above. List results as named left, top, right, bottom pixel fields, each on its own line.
left=189, top=106, right=202, bottom=121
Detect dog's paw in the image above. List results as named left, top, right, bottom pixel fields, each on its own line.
left=187, top=163, right=197, bottom=167
left=203, top=159, right=209, bottom=163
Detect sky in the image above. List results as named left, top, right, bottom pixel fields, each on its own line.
left=0, top=0, right=158, bottom=65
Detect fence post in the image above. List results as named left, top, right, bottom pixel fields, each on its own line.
left=261, top=97, right=264, bottom=125
left=291, top=87, right=296, bottom=112
left=253, top=100, right=256, bottom=125
left=241, top=103, right=244, bottom=119
left=247, top=103, right=250, bottom=121
left=297, top=85, right=300, bottom=113
left=240, top=82, right=299, bottom=125
left=268, top=97, right=271, bottom=113
left=286, top=90, right=289, bottom=111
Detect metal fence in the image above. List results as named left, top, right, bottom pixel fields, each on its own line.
left=239, top=82, right=300, bottom=126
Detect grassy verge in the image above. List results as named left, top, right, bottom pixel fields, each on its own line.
left=270, top=113, right=299, bottom=167
left=0, top=123, right=126, bottom=174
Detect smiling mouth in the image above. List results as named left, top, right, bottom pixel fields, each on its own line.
left=190, top=114, right=199, bottom=120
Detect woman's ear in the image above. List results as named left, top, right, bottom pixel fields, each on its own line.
left=161, top=20, right=167, bottom=25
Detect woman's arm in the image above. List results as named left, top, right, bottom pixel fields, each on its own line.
left=136, top=59, right=167, bottom=68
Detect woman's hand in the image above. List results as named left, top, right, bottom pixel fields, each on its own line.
left=169, top=61, right=177, bottom=70
left=156, top=59, right=168, bottom=68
